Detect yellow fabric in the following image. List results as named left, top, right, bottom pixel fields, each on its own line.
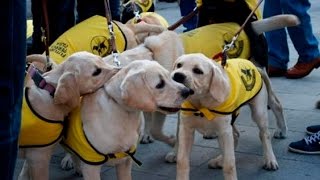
left=27, top=20, right=33, bottom=39
left=19, top=89, right=64, bottom=147
left=181, top=58, right=262, bottom=121
left=246, top=0, right=262, bottom=19
left=180, top=22, right=250, bottom=59
left=195, top=0, right=262, bottom=19
left=135, top=0, right=153, bottom=12
left=48, top=15, right=127, bottom=64
left=61, top=106, right=137, bottom=165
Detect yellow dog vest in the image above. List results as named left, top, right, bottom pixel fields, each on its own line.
left=181, top=58, right=262, bottom=120
left=19, top=88, right=64, bottom=148
left=180, top=23, right=250, bottom=59
left=48, top=15, right=127, bottom=64
left=61, top=106, right=138, bottom=165
left=134, top=0, right=153, bottom=12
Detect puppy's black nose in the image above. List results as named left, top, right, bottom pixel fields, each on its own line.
left=181, top=88, right=193, bottom=99
left=173, top=72, right=186, bottom=83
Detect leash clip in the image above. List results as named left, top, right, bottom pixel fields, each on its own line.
left=112, top=51, right=121, bottom=67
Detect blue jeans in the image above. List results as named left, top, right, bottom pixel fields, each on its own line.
left=179, top=0, right=197, bottom=31
left=0, top=0, right=26, bottom=179
left=264, top=0, right=320, bottom=69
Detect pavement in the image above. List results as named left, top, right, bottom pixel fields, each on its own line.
left=16, top=1, right=320, bottom=179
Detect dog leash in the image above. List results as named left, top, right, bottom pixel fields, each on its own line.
left=40, top=0, right=53, bottom=71
left=213, top=0, right=264, bottom=68
left=167, top=6, right=201, bottom=31
left=130, top=0, right=142, bottom=23
left=104, top=0, right=121, bottom=67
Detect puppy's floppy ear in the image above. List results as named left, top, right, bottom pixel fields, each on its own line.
left=209, top=64, right=230, bottom=103
left=120, top=69, right=156, bottom=111
left=54, top=72, right=80, bottom=108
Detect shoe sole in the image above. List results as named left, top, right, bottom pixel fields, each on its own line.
left=288, top=146, right=320, bottom=155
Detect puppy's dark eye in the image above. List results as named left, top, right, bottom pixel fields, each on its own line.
left=193, top=67, right=203, bottom=74
left=156, top=79, right=165, bottom=89
left=92, top=68, right=102, bottom=76
left=176, top=63, right=182, bottom=68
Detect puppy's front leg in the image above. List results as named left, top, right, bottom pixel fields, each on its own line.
left=81, top=163, right=102, bottom=180
left=176, top=117, right=195, bottom=180
left=165, top=114, right=181, bottom=163
left=116, top=158, right=133, bottom=180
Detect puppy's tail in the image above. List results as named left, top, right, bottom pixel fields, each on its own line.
left=258, top=68, right=282, bottom=107
left=251, top=14, right=300, bottom=35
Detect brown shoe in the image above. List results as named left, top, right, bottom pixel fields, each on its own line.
left=268, top=66, right=286, bottom=77
left=285, top=57, right=320, bottom=79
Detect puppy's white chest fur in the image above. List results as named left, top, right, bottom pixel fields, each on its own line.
left=181, top=114, right=230, bottom=136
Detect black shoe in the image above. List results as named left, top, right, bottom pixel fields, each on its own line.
left=306, top=125, right=320, bottom=135
left=288, top=131, right=320, bottom=154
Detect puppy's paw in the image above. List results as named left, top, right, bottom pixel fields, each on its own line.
left=273, top=129, right=287, bottom=139
left=140, top=134, right=155, bottom=144
left=208, top=155, right=223, bottom=169
left=74, top=170, right=83, bottom=177
left=165, top=151, right=177, bottom=163
left=263, top=159, right=279, bottom=171
left=60, top=153, right=74, bottom=170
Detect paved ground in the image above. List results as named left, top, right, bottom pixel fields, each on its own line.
left=16, top=1, right=320, bottom=179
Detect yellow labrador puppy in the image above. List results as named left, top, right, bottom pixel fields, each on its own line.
left=130, top=15, right=298, bottom=147
left=169, top=53, right=287, bottom=180
left=18, top=51, right=119, bottom=180
left=60, top=60, right=192, bottom=179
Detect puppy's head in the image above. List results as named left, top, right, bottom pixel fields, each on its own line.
left=171, top=53, right=229, bottom=103
left=46, top=51, right=119, bottom=108
left=116, top=60, right=192, bottom=114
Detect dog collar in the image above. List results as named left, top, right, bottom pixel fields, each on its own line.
left=27, top=65, right=55, bottom=97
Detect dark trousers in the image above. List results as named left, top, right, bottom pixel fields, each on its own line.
left=77, top=0, right=121, bottom=23
left=0, top=0, right=26, bottom=179
left=30, top=0, right=76, bottom=54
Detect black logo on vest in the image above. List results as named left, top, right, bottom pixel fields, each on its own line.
left=223, top=33, right=244, bottom=58
left=91, top=36, right=111, bottom=57
left=239, top=62, right=256, bottom=91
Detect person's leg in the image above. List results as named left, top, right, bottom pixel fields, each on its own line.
left=179, top=0, right=197, bottom=32
left=77, top=0, right=120, bottom=23
left=77, top=0, right=105, bottom=23
left=282, top=0, right=320, bottom=62
left=47, top=0, right=76, bottom=44
left=109, top=0, right=121, bottom=21
left=263, top=0, right=290, bottom=70
left=31, top=0, right=44, bottom=54
left=0, top=0, right=26, bottom=179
